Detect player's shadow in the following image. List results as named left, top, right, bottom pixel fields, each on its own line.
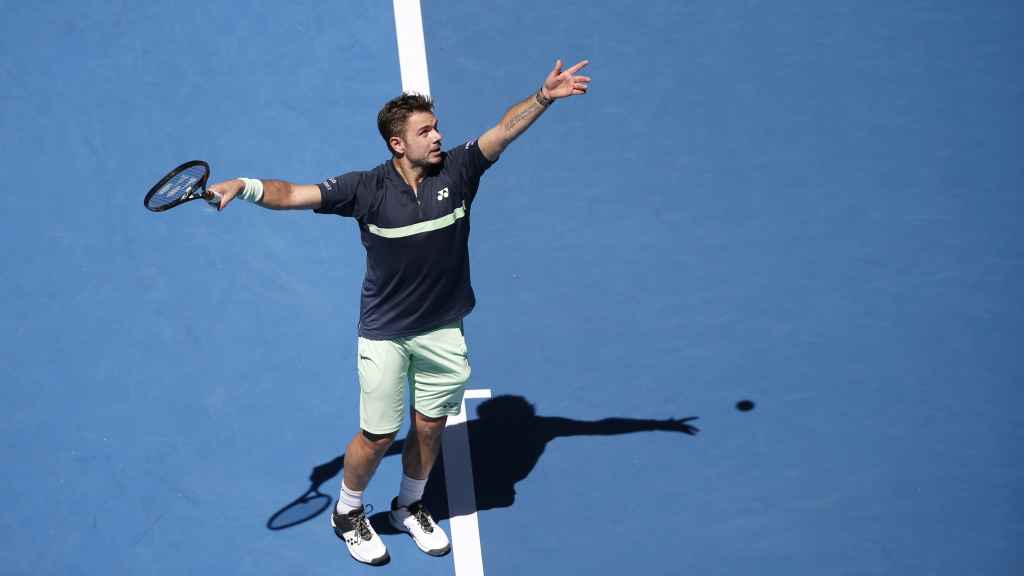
left=266, top=394, right=698, bottom=532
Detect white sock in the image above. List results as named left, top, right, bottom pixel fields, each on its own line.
left=397, top=474, right=428, bottom=508
left=336, top=479, right=363, bottom=515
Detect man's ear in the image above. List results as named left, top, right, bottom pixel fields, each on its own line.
left=389, top=136, right=405, bottom=156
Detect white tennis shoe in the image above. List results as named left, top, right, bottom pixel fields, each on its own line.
left=388, top=498, right=451, bottom=556
left=331, top=505, right=389, bottom=566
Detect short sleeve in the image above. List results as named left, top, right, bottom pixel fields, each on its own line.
left=314, top=171, right=364, bottom=217
left=444, top=139, right=495, bottom=206
left=444, top=140, right=495, bottom=191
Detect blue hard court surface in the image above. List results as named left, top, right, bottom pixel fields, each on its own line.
left=1, top=1, right=1022, bottom=574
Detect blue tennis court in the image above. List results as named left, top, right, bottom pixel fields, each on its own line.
left=2, top=1, right=1021, bottom=574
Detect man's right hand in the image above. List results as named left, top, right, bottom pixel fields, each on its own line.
left=207, top=179, right=244, bottom=211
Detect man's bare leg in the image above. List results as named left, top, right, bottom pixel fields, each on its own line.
left=342, top=429, right=397, bottom=492
left=390, top=409, right=451, bottom=556
left=333, top=429, right=396, bottom=566
left=402, top=409, right=448, bottom=481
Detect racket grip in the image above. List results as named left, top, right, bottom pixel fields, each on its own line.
left=206, top=190, right=222, bottom=207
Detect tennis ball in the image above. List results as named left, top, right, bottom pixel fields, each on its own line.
left=736, top=400, right=755, bottom=412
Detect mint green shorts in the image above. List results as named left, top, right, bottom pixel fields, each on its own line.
left=356, top=321, right=471, bottom=435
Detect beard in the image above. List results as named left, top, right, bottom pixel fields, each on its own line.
left=413, top=148, right=443, bottom=167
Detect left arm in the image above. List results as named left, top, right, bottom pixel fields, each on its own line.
left=478, top=59, right=591, bottom=162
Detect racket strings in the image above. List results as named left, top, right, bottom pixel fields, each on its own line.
left=147, top=165, right=206, bottom=209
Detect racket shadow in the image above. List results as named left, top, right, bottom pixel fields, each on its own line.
left=266, top=444, right=405, bottom=531
left=268, top=395, right=699, bottom=531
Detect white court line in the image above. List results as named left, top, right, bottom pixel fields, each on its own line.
left=392, top=3, right=488, bottom=574
left=442, top=389, right=491, bottom=576
left=392, top=0, right=431, bottom=96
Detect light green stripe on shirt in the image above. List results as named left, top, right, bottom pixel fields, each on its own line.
left=366, top=202, right=466, bottom=239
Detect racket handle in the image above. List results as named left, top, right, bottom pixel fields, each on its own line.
left=206, top=190, right=222, bottom=207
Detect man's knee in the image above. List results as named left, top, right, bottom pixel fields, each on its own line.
left=360, top=429, right=397, bottom=455
left=411, top=410, right=447, bottom=439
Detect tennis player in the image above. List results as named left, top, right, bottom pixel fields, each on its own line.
left=209, top=58, right=590, bottom=566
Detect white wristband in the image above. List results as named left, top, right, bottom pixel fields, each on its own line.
left=238, top=178, right=264, bottom=203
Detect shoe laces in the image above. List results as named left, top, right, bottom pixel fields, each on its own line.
left=408, top=502, right=434, bottom=534
left=350, top=504, right=374, bottom=541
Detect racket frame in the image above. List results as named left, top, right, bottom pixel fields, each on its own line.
left=144, top=159, right=218, bottom=212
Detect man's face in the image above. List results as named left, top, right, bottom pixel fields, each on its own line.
left=393, top=111, right=443, bottom=166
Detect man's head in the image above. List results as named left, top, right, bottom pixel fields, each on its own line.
left=378, top=93, right=443, bottom=166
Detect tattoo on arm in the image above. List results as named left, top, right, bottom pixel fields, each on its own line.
left=487, top=90, right=554, bottom=156
left=503, top=101, right=543, bottom=132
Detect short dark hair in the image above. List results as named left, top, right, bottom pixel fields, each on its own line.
left=377, top=93, right=435, bottom=155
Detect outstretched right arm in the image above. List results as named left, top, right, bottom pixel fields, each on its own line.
left=207, top=179, right=322, bottom=211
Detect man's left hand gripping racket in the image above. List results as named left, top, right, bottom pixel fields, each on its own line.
left=144, top=160, right=222, bottom=212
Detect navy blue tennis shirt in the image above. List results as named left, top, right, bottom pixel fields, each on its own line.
left=315, top=140, right=495, bottom=339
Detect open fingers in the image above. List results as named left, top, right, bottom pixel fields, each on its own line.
left=566, top=59, right=589, bottom=75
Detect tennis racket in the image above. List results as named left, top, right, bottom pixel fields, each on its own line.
left=143, top=160, right=222, bottom=212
